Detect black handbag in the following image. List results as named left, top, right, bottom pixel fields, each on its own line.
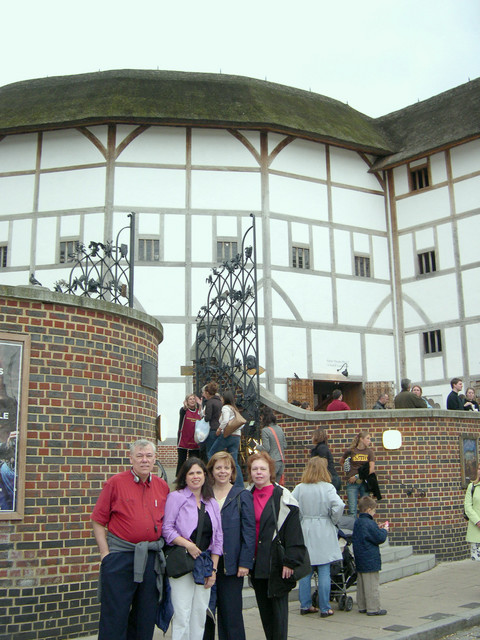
left=271, top=500, right=311, bottom=582
left=165, top=503, right=205, bottom=578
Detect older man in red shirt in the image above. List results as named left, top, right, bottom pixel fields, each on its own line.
left=91, top=439, right=169, bottom=640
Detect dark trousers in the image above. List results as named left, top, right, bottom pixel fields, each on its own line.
left=98, top=550, right=158, bottom=640
left=217, top=572, right=246, bottom=640
left=176, top=447, right=200, bottom=476
left=251, top=577, right=289, bottom=640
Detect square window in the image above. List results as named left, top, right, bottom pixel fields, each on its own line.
left=423, top=330, right=442, bottom=354
left=355, top=255, right=371, bottom=278
left=59, top=240, right=79, bottom=264
left=292, top=246, right=310, bottom=269
left=409, top=165, right=430, bottom=191
left=217, top=240, right=238, bottom=262
left=418, top=250, right=437, bottom=275
left=0, top=245, right=7, bottom=268
left=138, top=238, right=160, bottom=262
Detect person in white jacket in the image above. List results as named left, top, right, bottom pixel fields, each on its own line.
left=292, top=457, right=345, bottom=617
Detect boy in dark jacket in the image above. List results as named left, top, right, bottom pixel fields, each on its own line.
left=352, top=496, right=388, bottom=616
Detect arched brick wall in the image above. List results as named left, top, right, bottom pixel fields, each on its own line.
left=0, top=285, right=163, bottom=640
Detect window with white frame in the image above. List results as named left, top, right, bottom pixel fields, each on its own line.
left=217, top=240, right=238, bottom=262
left=0, top=245, right=7, bottom=268
left=423, top=330, right=442, bottom=355
left=292, top=246, right=310, bottom=269
left=138, top=238, right=160, bottom=262
left=354, top=255, right=371, bottom=278
left=418, top=250, right=437, bottom=275
left=59, top=240, right=79, bottom=264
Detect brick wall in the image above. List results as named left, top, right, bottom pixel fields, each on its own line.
left=0, top=285, right=163, bottom=640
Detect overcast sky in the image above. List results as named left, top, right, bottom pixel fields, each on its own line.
left=2, top=0, right=479, bottom=117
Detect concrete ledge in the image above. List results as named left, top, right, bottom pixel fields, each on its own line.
left=376, top=608, right=480, bottom=640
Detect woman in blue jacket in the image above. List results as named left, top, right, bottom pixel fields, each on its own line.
left=204, top=451, right=256, bottom=640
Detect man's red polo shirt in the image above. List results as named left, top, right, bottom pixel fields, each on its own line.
left=91, top=470, right=169, bottom=543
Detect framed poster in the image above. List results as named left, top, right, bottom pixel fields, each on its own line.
left=459, top=434, right=479, bottom=489
left=0, top=333, right=30, bottom=520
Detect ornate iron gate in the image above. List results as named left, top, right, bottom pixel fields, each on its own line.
left=195, top=214, right=260, bottom=437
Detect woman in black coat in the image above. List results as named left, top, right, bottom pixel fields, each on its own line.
left=310, top=428, right=341, bottom=492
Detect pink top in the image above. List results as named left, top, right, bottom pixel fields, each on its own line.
left=253, top=484, right=275, bottom=550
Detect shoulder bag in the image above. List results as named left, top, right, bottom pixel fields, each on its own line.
left=223, top=406, right=246, bottom=437
left=165, top=503, right=205, bottom=578
left=271, top=500, right=311, bottom=582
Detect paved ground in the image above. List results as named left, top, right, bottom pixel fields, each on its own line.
left=78, top=558, right=480, bottom=640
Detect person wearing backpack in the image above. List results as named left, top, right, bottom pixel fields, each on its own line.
left=464, top=462, right=480, bottom=560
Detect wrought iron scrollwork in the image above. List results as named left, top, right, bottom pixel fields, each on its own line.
left=195, top=214, right=260, bottom=437
left=54, top=213, right=135, bottom=307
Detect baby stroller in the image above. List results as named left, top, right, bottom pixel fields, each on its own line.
left=312, top=515, right=357, bottom=612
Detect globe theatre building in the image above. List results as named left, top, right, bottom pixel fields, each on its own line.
left=0, top=70, right=479, bottom=436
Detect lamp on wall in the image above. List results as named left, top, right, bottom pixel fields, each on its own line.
left=336, top=363, right=348, bottom=377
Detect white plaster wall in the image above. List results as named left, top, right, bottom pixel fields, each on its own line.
left=158, top=324, right=185, bottom=377
left=10, top=218, right=32, bottom=266
left=157, top=381, right=187, bottom=441
left=393, top=165, right=409, bottom=197
left=0, top=133, right=37, bottom=172
left=86, top=126, right=109, bottom=149
left=0, top=175, right=35, bottom=215
left=402, top=274, right=458, bottom=325
left=404, top=333, right=422, bottom=381
left=430, top=152, right=448, bottom=184
left=291, top=221, right=309, bottom=244
left=269, top=219, right=289, bottom=267
left=436, top=223, right=455, bottom=269
left=191, top=215, right=213, bottom=262
left=83, top=212, right=105, bottom=245
left=444, top=326, right=463, bottom=377
left=118, top=126, right=186, bottom=164
left=364, top=334, right=396, bottom=380
left=0, top=221, right=9, bottom=242
left=60, top=214, right=81, bottom=237
left=192, top=129, right=258, bottom=167
left=371, top=236, right=390, bottom=279
left=424, top=354, right=443, bottom=381
left=216, top=216, right=238, bottom=237
left=36, top=217, right=57, bottom=264
left=415, top=227, right=435, bottom=250
left=271, top=287, right=297, bottom=320
left=462, top=268, right=480, bottom=317
left=273, top=326, right=308, bottom=377
left=39, top=168, right=106, bottom=211
left=333, top=229, right=352, bottom=275
left=311, top=226, right=331, bottom=272
left=466, top=324, right=480, bottom=374
left=165, top=215, right=185, bottom=262
left=457, top=216, right=480, bottom=264
left=402, top=298, right=428, bottom=328
left=270, top=138, right=326, bottom=180
left=191, top=170, right=260, bottom=210
left=135, top=266, right=185, bottom=315
left=311, top=329, right=361, bottom=376
left=454, top=175, right=480, bottom=214
left=331, top=187, right=386, bottom=231
left=353, top=232, right=369, bottom=253
left=191, top=265, right=218, bottom=314
left=269, top=174, right=328, bottom=219
left=115, top=167, right=186, bottom=209
left=273, top=271, right=331, bottom=322
left=41, top=130, right=104, bottom=168
left=398, top=233, right=415, bottom=278
left=329, top=147, right=380, bottom=190
left=396, top=187, right=451, bottom=229
left=336, top=280, right=392, bottom=327
left=371, top=303, right=394, bottom=330
left=451, top=139, right=480, bottom=178
left=138, top=212, right=161, bottom=235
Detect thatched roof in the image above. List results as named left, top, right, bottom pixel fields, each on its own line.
left=372, top=78, right=480, bottom=170
left=0, top=69, right=393, bottom=155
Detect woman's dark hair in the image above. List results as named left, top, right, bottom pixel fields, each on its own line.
left=261, top=407, right=276, bottom=426
left=175, top=457, right=214, bottom=499
left=222, top=390, right=235, bottom=406
left=312, top=427, right=328, bottom=445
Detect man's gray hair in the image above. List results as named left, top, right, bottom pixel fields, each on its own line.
left=400, top=378, right=411, bottom=391
left=130, top=439, right=156, bottom=455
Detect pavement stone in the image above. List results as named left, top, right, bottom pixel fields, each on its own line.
left=74, top=558, right=480, bottom=640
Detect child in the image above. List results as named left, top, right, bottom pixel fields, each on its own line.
left=352, top=495, right=388, bottom=616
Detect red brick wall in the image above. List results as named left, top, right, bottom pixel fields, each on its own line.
left=0, top=286, right=163, bottom=640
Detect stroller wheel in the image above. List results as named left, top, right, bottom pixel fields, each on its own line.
left=345, top=596, right=353, bottom=612
left=338, top=595, right=346, bottom=610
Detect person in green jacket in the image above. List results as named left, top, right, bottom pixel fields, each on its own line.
left=464, top=463, right=480, bottom=560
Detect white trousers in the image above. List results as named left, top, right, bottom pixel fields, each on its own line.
left=169, top=572, right=210, bottom=640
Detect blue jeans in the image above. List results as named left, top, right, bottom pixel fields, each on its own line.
left=299, top=564, right=331, bottom=613
left=208, top=434, right=244, bottom=487
left=346, top=480, right=367, bottom=517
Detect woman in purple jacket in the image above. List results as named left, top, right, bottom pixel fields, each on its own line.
left=163, top=458, right=223, bottom=640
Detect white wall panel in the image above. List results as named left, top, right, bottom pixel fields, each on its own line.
left=0, top=134, right=37, bottom=172
left=444, top=326, right=463, bottom=377
left=424, top=355, right=443, bottom=382
left=271, top=287, right=297, bottom=320
left=0, top=221, right=9, bottom=242
left=138, top=213, right=161, bottom=235
left=36, top=217, right=57, bottom=264
left=164, top=215, right=185, bottom=261
left=269, top=174, right=327, bottom=219
left=371, top=236, right=390, bottom=279
left=457, top=217, right=480, bottom=265
left=10, top=218, right=32, bottom=266
left=86, top=126, right=109, bottom=149
left=415, top=227, right=434, bottom=249
left=157, top=324, right=185, bottom=377
left=364, top=334, right=395, bottom=380
left=398, top=233, right=415, bottom=278
left=462, top=268, right=480, bottom=317
left=393, top=165, right=409, bottom=196
left=115, top=167, right=185, bottom=209
left=192, top=129, right=258, bottom=167
left=273, top=326, right=308, bottom=377
left=454, top=175, right=480, bottom=214
left=135, top=266, right=185, bottom=314
left=191, top=265, right=216, bottom=313
left=333, top=229, right=351, bottom=275
left=404, top=333, right=422, bottom=381
left=39, top=168, right=105, bottom=211
left=402, top=299, right=428, bottom=328
left=331, top=188, right=386, bottom=230
left=466, top=324, right=480, bottom=375
left=269, top=219, right=289, bottom=267
left=270, top=138, right=326, bottom=180
left=396, top=187, right=450, bottom=229
left=274, top=272, right=332, bottom=322
left=430, top=152, right=447, bottom=184
left=191, top=170, right=260, bottom=210
left=353, top=232, right=369, bottom=253
left=60, top=214, right=81, bottom=236
left=371, top=303, right=394, bottom=330
left=330, top=147, right=380, bottom=190
left=403, top=274, right=458, bottom=322
left=83, top=213, right=104, bottom=244
left=291, top=221, right=309, bottom=244
left=0, top=175, right=35, bottom=214
left=451, top=139, right=480, bottom=178
left=157, top=381, right=187, bottom=439
left=436, top=223, right=455, bottom=269
left=311, top=226, right=331, bottom=272
left=216, top=216, right=238, bottom=237
left=336, top=280, right=391, bottom=327
left=311, top=329, right=361, bottom=376
left=191, top=216, right=213, bottom=262
left=41, top=129, right=104, bottom=168
left=118, top=126, right=186, bottom=164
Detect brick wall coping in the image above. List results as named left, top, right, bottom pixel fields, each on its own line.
left=0, top=284, right=163, bottom=343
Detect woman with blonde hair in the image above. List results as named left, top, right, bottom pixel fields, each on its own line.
left=292, top=457, right=345, bottom=617
left=339, top=431, right=375, bottom=517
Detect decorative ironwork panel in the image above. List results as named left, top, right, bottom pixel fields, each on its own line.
left=195, top=214, right=260, bottom=437
left=53, top=213, right=135, bottom=307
